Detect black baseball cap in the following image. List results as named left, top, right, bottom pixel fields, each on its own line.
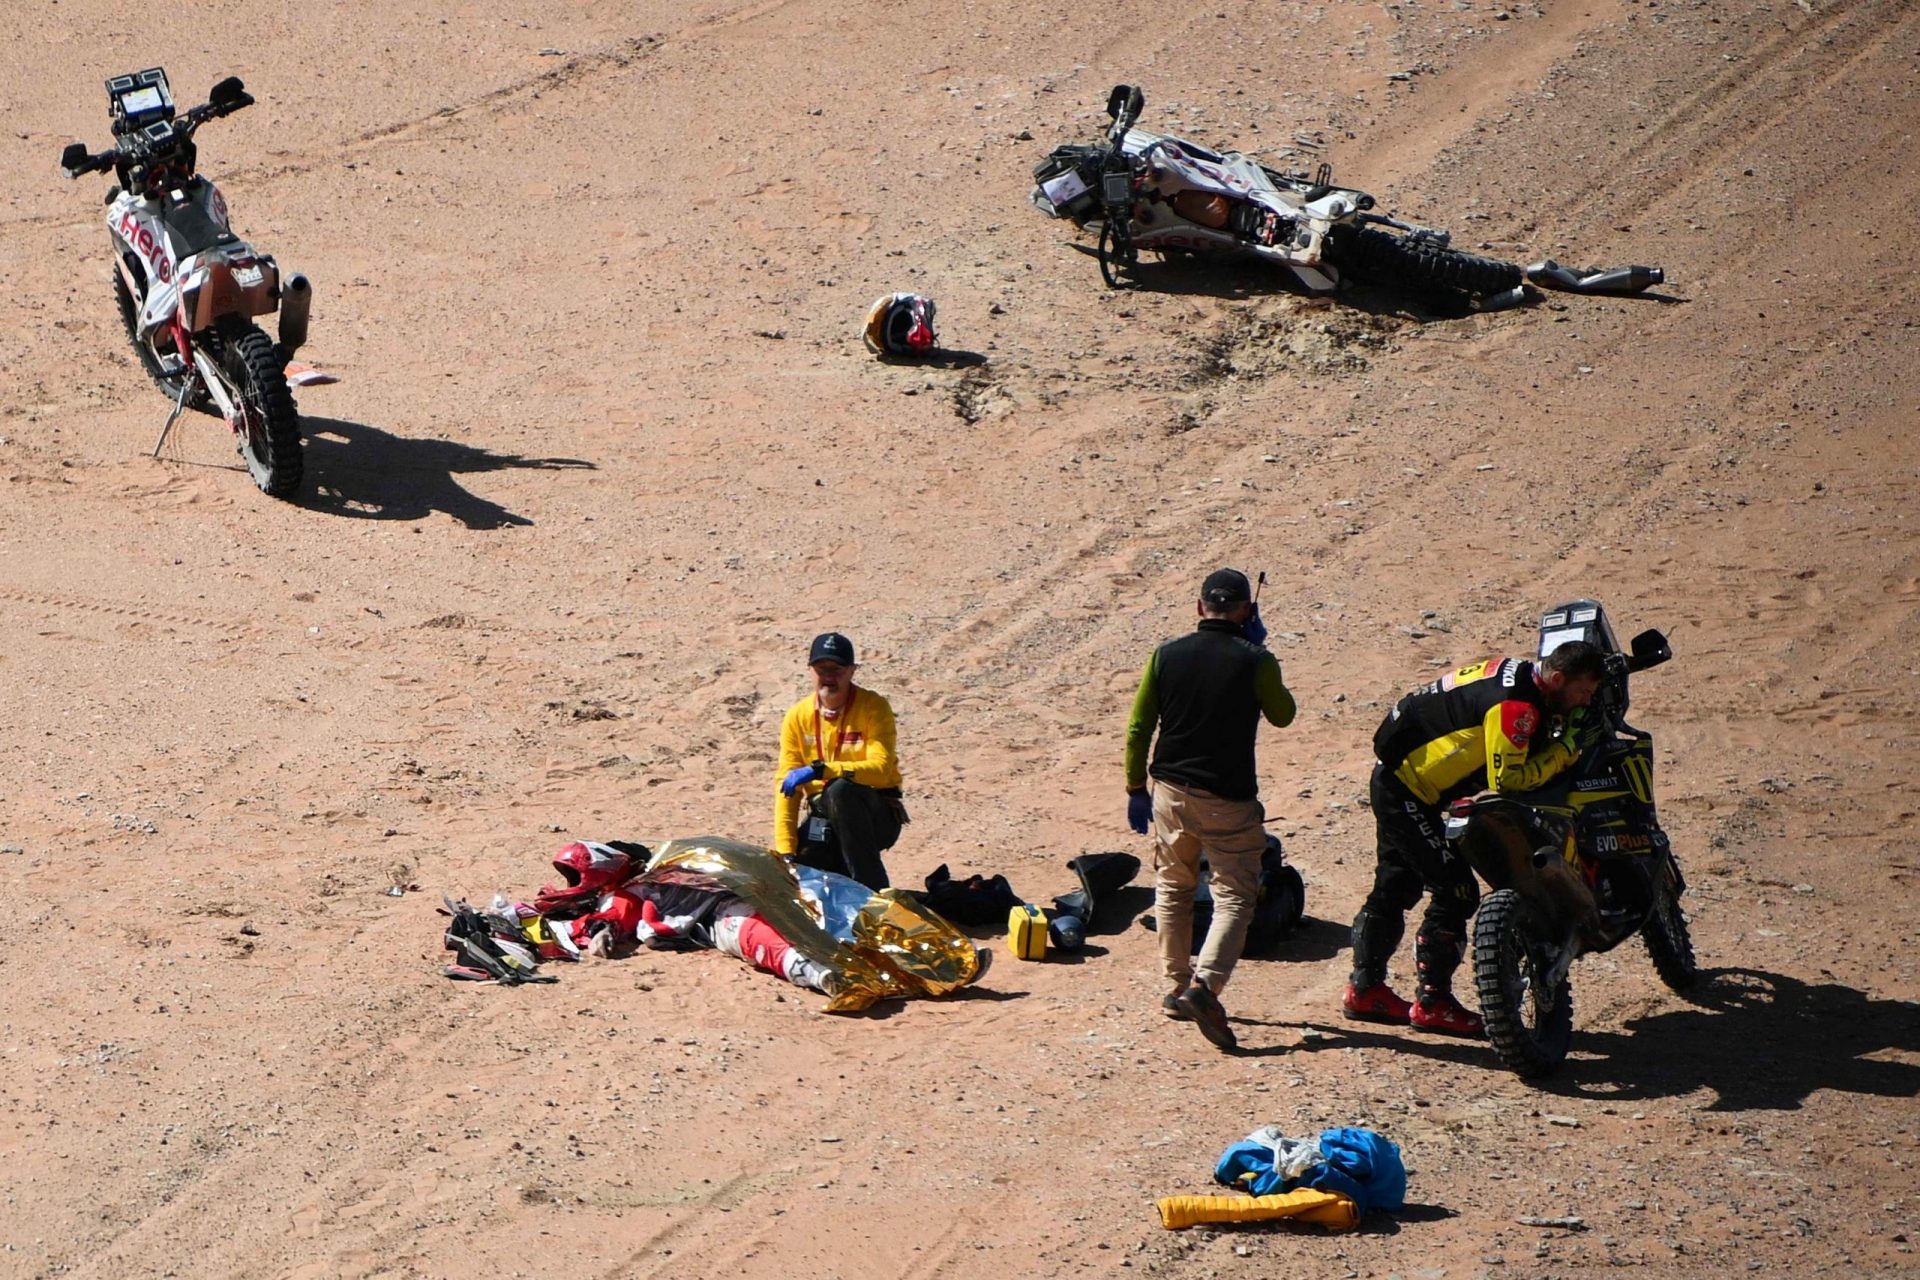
left=808, top=632, right=856, bottom=667
left=1201, top=569, right=1253, bottom=607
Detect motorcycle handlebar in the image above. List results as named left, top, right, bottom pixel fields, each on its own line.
left=60, top=145, right=116, bottom=178
left=60, top=82, right=251, bottom=179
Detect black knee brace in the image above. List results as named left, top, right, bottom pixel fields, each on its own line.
left=1350, top=906, right=1406, bottom=988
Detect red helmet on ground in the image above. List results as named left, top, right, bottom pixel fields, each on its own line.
left=864, top=292, right=938, bottom=356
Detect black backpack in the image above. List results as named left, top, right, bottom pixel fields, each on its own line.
left=920, top=864, right=1022, bottom=927
left=1158, top=836, right=1306, bottom=957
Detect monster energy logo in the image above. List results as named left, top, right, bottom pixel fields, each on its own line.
left=1622, top=754, right=1654, bottom=804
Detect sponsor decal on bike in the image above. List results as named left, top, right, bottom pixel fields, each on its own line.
left=117, top=209, right=174, bottom=284
left=1622, top=753, right=1654, bottom=804
left=1133, top=229, right=1235, bottom=253
left=1592, top=832, right=1653, bottom=854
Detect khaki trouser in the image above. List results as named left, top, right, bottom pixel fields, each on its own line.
left=1152, top=778, right=1267, bottom=994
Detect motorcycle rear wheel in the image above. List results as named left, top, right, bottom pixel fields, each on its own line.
left=114, top=269, right=210, bottom=411
left=1333, top=226, right=1523, bottom=298
left=1473, top=887, right=1573, bottom=1078
left=213, top=323, right=303, bottom=499
left=1642, top=870, right=1699, bottom=992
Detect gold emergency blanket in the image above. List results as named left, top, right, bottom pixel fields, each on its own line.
left=1156, top=1189, right=1359, bottom=1231
left=647, top=837, right=981, bottom=1013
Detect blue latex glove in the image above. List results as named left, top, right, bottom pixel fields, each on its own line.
left=781, top=762, right=824, bottom=796
left=1127, top=790, right=1152, bottom=835
left=1242, top=603, right=1268, bottom=648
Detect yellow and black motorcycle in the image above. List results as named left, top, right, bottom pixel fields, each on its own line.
left=1445, top=602, right=1698, bottom=1079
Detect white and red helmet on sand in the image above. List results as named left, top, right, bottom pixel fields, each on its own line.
left=864, top=292, right=938, bottom=356
left=533, top=840, right=647, bottom=914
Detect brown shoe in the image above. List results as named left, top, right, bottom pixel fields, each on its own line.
left=1174, top=984, right=1238, bottom=1051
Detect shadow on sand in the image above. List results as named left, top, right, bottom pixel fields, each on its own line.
left=1292, top=967, right=1919, bottom=1109
left=1546, top=967, right=1920, bottom=1111
left=300, top=416, right=594, bottom=528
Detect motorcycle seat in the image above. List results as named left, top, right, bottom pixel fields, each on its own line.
left=161, top=195, right=240, bottom=259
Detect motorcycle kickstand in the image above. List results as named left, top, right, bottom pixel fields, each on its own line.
left=151, top=380, right=193, bottom=458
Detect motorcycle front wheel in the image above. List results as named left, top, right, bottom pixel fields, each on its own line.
left=212, top=323, right=303, bottom=499
left=1097, top=219, right=1137, bottom=289
left=1642, top=861, right=1699, bottom=992
left=1473, top=887, right=1573, bottom=1079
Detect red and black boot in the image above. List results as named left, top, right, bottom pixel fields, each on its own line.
left=1343, top=906, right=1412, bottom=1024
left=1410, top=928, right=1485, bottom=1037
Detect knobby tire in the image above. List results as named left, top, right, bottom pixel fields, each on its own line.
left=1642, top=867, right=1700, bottom=992
left=1473, top=887, right=1573, bottom=1079
left=220, top=324, right=303, bottom=499
left=1334, top=226, right=1523, bottom=297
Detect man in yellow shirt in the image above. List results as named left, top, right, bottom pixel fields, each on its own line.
left=772, top=632, right=905, bottom=889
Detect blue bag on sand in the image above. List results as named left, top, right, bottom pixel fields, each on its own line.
left=1212, top=1125, right=1406, bottom=1217
left=1301, top=1127, right=1406, bottom=1215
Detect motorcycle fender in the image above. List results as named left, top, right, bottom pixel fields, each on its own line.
left=1536, top=847, right=1597, bottom=928
left=1660, top=848, right=1687, bottom=896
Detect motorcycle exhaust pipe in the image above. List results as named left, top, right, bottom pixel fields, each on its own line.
left=1526, top=259, right=1663, bottom=296
left=278, top=273, right=311, bottom=355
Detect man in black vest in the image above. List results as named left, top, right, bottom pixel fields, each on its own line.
left=1125, top=569, right=1296, bottom=1051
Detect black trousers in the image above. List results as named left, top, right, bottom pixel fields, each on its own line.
left=1353, top=764, right=1481, bottom=992
left=793, top=778, right=902, bottom=891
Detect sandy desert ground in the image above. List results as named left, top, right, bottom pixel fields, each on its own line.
left=1, top=0, right=1916, bottom=1276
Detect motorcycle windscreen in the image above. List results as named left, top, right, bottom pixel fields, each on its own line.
left=1040, top=167, right=1090, bottom=208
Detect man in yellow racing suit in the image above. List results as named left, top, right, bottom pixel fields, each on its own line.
left=1343, top=640, right=1606, bottom=1036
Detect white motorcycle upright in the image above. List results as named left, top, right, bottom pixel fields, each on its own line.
left=61, top=68, right=313, bottom=498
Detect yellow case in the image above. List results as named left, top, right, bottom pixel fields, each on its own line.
left=1008, top=903, right=1048, bottom=961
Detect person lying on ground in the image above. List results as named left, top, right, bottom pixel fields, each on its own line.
left=557, top=837, right=985, bottom=1011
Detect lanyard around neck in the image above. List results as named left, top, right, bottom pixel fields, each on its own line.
left=813, top=687, right=857, bottom=762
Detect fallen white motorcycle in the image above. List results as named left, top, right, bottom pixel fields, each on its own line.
left=1032, top=85, right=1662, bottom=306
left=61, top=68, right=312, bottom=498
